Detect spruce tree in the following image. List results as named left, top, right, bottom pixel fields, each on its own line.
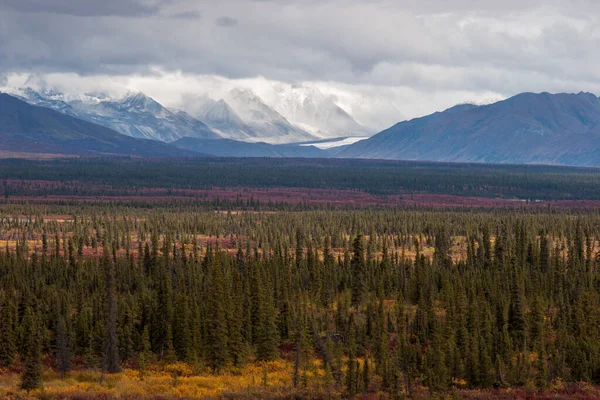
left=103, top=248, right=121, bottom=373
left=351, top=235, right=366, bottom=308
left=206, top=249, right=229, bottom=372
left=256, top=284, right=280, bottom=362
left=0, top=297, right=16, bottom=368
left=228, top=273, right=249, bottom=367
left=508, top=266, right=527, bottom=350
left=20, top=307, right=42, bottom=393
left=345, top=317, right=358, bottom=397
left=138, top=326, right=151, bottom=381
left=55, top=315, right=72, bottom=376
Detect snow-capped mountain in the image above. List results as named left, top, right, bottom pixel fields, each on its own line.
left=265, top=84, right=371, bottom=138
left=190, top=96, right=257, bottom=142
left=224, top=88, right=319, bottom=144
left=11, top=85, right=376, bottom=145
left=185, top=89, right=320, bottom=144
left=13, top=88, right=220, bottom=143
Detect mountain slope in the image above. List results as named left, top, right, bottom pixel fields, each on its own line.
left=223, top=89, right=319, bottom=144
left=191, top=97, right=258, bottom=141
left=15, top=89, right=220, bottom=143
left=267, top=84, right=370, bottom=138
left=173, top=137, right=327, bottom=158
left=339, top=92, right=600, bottom=166
left=0, top=93, right=198, bottom=157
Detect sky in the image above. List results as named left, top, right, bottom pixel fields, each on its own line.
left=1, top=0, right=600, bottom=130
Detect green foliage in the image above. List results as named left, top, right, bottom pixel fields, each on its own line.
left=20, top=306, right=42, bottom=393
left=0, top=296, right=16, bottom=368
left=1, top=199, right=600, bottom=395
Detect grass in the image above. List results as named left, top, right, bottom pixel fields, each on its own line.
left=0, top=360, right=312, bottom=399
left=2, top=361, right=600, bottom=399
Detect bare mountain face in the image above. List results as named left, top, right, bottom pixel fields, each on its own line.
left=339, top=92, right=600, bottom=166
left=13, top=89, right=220, bottom=143
left=0, top=94, right=198, bottom=157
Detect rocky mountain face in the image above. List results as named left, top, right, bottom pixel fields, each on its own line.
left=0, top=94, right=199, bottom=157
left=13, top=89, right=220, bottom=143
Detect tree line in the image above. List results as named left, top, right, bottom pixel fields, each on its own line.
left=2, top=157, right=600, bottom=199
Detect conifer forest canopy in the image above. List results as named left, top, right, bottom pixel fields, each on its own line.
left=2, top=157, right=600, bottom=398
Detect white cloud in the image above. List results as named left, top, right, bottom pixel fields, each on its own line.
left=2, top=0, right=600, bottom=129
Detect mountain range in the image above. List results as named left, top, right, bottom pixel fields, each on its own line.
left=14, top=88, right=220, bottom=143
left=0, top=93, right=326, bottom=158
left=3, top=88, right=600, bottom=166
left=0, top=93, right=196, bottom=157
left=339, top=92, right=600, bottom=166
left=190, top=88, right=319, bottom=144
left=184, top=85, right=371, bottom=144
left=12, top=85, right=372, bottom=145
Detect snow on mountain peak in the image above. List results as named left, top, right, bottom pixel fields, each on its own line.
left=119, top=92, right=164, bottom=114
left=13, top=86, right=219, bottom=143
left=262, top=83, right=370, bottom=138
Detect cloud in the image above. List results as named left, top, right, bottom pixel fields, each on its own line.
left=170, top=10, right=203, bottom=19
left=0, top=0, right=165, bottom=17
left=216, top=16, right=238, bottom=27
left=2, top=0, right=600, bottom=124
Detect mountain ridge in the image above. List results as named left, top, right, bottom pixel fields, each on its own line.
left=12, top=88, right=220, bottom=143
left=0, top=93, right=202, bottom=157
left=338, top=91, right=600, bottom=166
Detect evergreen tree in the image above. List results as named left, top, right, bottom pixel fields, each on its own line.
left=55, top=315, right=72, bottom=376
left=20, top=307, right=42, bottom=393
left=103, top=248, right=121, bottom=373
left=351, top=235, right=366, bottom=307
left=0, top=297, right=16, bottom=368
left=206, top=248, right=229, bottom=372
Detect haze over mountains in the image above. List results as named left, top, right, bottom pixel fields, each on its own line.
left=3, top=88, right=600, bottom=166
left=11, top=85, right=371, bottom=145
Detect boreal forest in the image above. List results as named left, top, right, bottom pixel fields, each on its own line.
left=1, top=158, right=600, bottom=399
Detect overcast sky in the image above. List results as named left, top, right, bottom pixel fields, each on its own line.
left=2, top=0, right=600, bottom=129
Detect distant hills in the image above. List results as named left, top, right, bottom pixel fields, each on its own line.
left=0, top=94, right=325, bottom=158
left=339, top=92, right=600, bottom=166
left=173, top=137, right=328, bottom=158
